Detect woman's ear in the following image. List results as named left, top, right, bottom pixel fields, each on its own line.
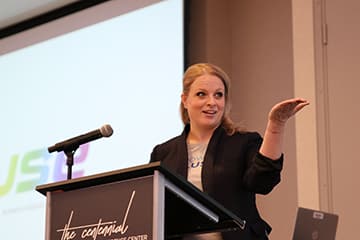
left=181, top=93, right=187, bottom=109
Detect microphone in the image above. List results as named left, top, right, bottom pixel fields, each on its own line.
left=48, top=124, right=113, bottom=153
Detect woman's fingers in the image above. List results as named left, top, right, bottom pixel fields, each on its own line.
left=269, top=98, right=309, bottom=124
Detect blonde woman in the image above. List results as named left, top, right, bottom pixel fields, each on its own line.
left=150, top=63, right=309, bottom=240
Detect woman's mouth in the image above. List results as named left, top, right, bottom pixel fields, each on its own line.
left=203, top=110, right=217, bottom=115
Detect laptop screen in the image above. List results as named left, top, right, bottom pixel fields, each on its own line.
left=292, top=207, right=339, bottom=240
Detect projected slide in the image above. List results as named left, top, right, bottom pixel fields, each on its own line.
left=0, top=0, right=184, bottom=239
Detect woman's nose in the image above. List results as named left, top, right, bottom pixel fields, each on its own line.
left=207, top=96, right=216, bottom=105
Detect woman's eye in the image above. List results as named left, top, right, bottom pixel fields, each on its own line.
left=196, top=92, right=205, bottom=97
left=215, top=92, right=224, bottom=98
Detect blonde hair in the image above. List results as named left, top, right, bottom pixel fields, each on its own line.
left=180, top=63, right=240, bottom=135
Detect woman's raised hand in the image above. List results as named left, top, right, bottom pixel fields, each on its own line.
left=268, top=98, right=310, bottom=125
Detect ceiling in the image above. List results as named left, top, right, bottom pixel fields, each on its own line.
left=0, top=0, right=78, bottom=30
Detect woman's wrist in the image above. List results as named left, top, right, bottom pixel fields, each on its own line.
left=266, top=119, right=286, bottom=134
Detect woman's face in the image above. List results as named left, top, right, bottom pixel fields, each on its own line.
left=182, top=74, right=225, bottom=132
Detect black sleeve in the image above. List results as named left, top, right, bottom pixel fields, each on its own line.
left=242, top=134, right=284, bottom=194
left=149, top=144, right=160, bottom=163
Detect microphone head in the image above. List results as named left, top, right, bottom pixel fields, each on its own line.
left=100, top=124, right=113, bottom=137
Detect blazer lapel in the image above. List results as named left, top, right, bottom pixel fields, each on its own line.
left=175, top=125, right=190, bottom=178
left=202, top=126, right=224, bottom=193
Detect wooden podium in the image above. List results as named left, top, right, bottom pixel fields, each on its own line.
left=36, top=162, right=245, bottom=240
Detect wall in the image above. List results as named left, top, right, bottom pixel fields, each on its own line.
left=313, top=0, right=360, bottom=238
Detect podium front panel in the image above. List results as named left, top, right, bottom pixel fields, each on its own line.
left=47, top=175, right=153, bottom=240
left=38, top=162, right=245, bottom=240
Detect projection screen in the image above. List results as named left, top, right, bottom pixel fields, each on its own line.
left=0, top=0, right=184, bottom=239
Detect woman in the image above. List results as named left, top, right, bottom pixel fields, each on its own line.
left=150, top=63, right=309, bottom=240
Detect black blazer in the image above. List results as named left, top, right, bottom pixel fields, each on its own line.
left=150, top=125, right=283, bottom=240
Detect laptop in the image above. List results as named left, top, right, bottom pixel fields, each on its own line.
left=292, top=207, right=339, bottom=240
